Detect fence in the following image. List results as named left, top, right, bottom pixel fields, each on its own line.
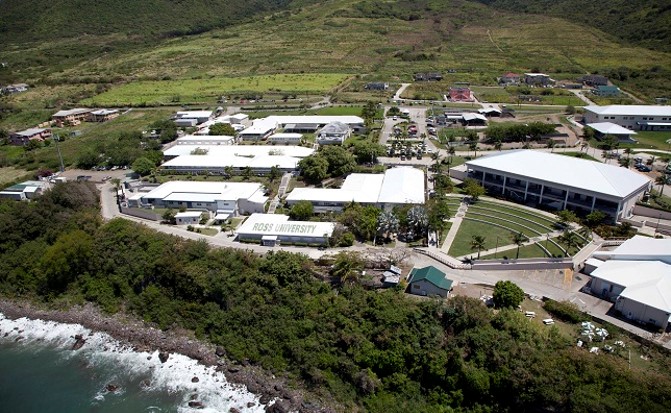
left=120, top=206, right=161, bottom=221
left=413, top=248, right=471, bottom=270
left=471, top=257, right=574, bottom=271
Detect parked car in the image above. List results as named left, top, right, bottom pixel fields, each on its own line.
left=636, top=165, right=652, bottom=172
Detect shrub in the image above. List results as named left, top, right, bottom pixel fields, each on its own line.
left=543, top=299, right=587, bottom=323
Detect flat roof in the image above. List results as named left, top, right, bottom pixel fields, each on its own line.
left=162, top=154, right=301, bottom=170
left=15, top=128, right=48, bottom=137
left=237, top=213, right=335, bottom=237
left=462, top=113, right=488, bottom=122
left=163, top=145, right=314, bottom=158
left=584, top=105, right=671, bottom=117
left=286, top=167, right=424, bottom=205
left=175, top=135, right=235, bottom=143
left=175, top=211, right=203, bottom=218
left=377, top=167, right=425, bottom=204
left=141, top=181, right=265, bottom=203
left=268, top=115, right=364, bottom=126
left=592, top=235, right=671, bottom=264
left=176, top=110, right=213, bottom=118
left=587, top=122, right=637, bottom=135
left=53, top=108, right=91, bottom=117
left=591, top=260, right=671, bottom=313
left=239, top=118, right=278, bottom=135
left=268, top=133, right=303, bottom=140
left=466, top=150, right=650, bottom=198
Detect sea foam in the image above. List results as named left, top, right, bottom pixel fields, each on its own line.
left=0, top=312, right=269, bottom=413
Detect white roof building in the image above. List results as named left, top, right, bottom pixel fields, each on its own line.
left=163, top=145, right=314, bottom=158
left=236, top=213, right=335, bottom=246
left=131, top=181, right=267, bottom=216
left=268, top=133, right=303, bottom=143
left=173, top=135, right=236, bottom=146
left=239, top=118, right=279, bottom=140
left=590, top=260, right=671, bottom=330
left=52, top=108, right=91, bottom=117
left=465, top=150, right=650, bottom=220
left=587, top=122, right=637, bottom=136
left=583, top=105, right=671, bottom=131
left=175, top=110, right=213, bottom=119
left=592, top=235, right=671, bottom=264
left=161, top=154, right=302, bottom=172
left=268, top=115, right=364, bottom=127
left=286, top=167, right=424, bottom=212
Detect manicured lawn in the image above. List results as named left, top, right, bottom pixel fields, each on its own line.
left=467, top=206, right=553, bottom=235
left=448, top=219, right=517, bottom=258
left=197, top=227, right=219, bottom=236
left=82, top=74, right=351, bottom=106
left=474, top=200, right=558, bottom=226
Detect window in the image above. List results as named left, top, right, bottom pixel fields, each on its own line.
left=413, top=284, right=420, bottom=289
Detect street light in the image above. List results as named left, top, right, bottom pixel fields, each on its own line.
left=494, top=236, right=500, bottom=258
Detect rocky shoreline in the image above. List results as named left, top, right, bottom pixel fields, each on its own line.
left=0, top=299, right=336, bottom=413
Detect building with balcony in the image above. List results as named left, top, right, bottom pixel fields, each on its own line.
left=465, top=150, right=650, bottom=221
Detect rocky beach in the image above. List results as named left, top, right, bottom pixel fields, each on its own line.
left=0, top=299, right=335, bottom=413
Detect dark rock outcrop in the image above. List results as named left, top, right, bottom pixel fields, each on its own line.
left=158, top=351, right=170, bottom=363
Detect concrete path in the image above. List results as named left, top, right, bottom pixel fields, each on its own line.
left=266, top=172, right=292, bottom=214
left=393, top=83, right=410, bottom=101
left=441, top=199, right=469, bottom=253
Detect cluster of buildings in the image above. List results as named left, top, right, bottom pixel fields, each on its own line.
left=1, top=83, right=28, bottom=95
left=463, top=150, right=651, bottom=221
left=498, top=72, right=555, bottom=87
left=0, top=180, right=49, bottom=201
left=286, top=167, right=425, bottom=212
left=585, top=236, right=671, bottom=330
left=236, top=115, right=364, bottom=144
left=7, top=107, right=121, bottom=146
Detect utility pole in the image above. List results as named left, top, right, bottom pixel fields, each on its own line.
left=54, top=133, right=65, bottom=172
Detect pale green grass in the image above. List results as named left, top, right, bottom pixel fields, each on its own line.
left=82, top=74, right=351, bottom=106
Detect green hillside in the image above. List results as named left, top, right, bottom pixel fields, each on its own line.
left=476, top=0, right=671, bottom=52
left=0, top=0, right=297, bottom=42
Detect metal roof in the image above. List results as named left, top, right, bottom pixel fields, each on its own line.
left=584, top=105, right=671, bottom=117
left=586, top=122, right=637, bottom=135
left=409, top=266, right=453, bottom=290
left=592, top=236, right=671, bottom=264
left=466, top=150, right=651, bottom=198
left=591, top=260, right=671, bottom=313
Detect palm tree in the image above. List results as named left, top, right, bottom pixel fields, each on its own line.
left=407, top=206, right=429, bottom=240
left=624, top=147, right=632, bottom=160
left=511, top=232, right=528, bottom=259
left=559, top=230, right=579, bottom=257
left=376, top=211, right=399, bottom=242
left=224, top=166, right=234, bottom=178
left=655, top=173, right=669, bottom=197
left=470, top=235, right=486, bottom=259
left=580, top=141, right=589, bottom=153
left=494, top=140, right=503, bottom=151
left=469, top=141, right=478, bottom=158
left=331, top=252, right=365, bottom=285
left=546, top=139, right=556, bottom=153
left=242, top=166, right=253, bottom=180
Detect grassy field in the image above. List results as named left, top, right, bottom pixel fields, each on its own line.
left=80, top=74, right=351, bottom=106
left=448, top=219, right=515, bottom=258
left=0, top=166, right=34, bottom=187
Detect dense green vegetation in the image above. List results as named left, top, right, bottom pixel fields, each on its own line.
left=477, top=0, right=671, bottom=52
left=2, top=182, right=671, bottom=412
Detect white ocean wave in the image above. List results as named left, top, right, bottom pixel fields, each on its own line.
left=0, top=312, right=268, bottom=413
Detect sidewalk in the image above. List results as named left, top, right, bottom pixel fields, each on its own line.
left=441, top=200, right=469, bottom=253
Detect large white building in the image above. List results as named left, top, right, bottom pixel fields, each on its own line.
left=239, top=115, right=365, bottom=141
left=585, top=236, right=671, bottom=330
left=286, top=167, right=425, bottom=212
left=174, top=110, right=213, bottom=126
left=172, top=135, right=236, bottom=146
left=161, top=145, right=315, bottom=175
left=127, top=181, right=268, bottom=219
left=465, top=150, right=651, bottom=220
left=236, top=213, right=335, bottom=246
left=583, top=105, right=671, bottom=131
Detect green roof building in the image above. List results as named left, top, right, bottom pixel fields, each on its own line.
left=408, top=266, right=453, bottom=298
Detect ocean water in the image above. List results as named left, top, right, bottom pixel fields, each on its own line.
left=0, top=313, right=266, bottom=413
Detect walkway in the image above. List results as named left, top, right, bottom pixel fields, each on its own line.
left=266, top=172, right=292, bottom=214
left=441, top=199, right=469, bottom=253
left=393, top=83, right=410, bottom=101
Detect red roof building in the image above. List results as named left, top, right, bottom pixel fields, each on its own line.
left=449, top=87, right=474, bottom=102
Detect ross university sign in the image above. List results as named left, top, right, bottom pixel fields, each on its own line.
left=252, top=222, right=319, bottom=234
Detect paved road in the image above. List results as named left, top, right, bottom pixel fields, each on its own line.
left=393, top=83, right=410, bottom=101
left=569, top=90, right=596, bottom=105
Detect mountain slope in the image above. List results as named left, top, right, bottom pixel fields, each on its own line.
left=475, top=0, right=671, bottom=52
left=0, top=0, right=298, bottom=42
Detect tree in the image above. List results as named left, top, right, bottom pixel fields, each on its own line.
left=470, top=235, right=486, bottom=259
left=209, top=123, right=236, bottom=136
left=406, top=205, right=428, bottom=240
left=40, top=230, right=93, bottom=293
left=352, top=140, right=385, bottom=164
left=493, top=280, right=525, bottom=309
left=242, top=166, right=253, bottom=180
left=162, top=209, right=176, bottom=224
left=463, top=178, right=486, bottom=202
left=469, top=140, right=479, bottom=158
left=559, top=230, right=580, bottom=256
left=494, top=140, right=503, bottom=151
left=618, top=157, right=631, bottom=168
left=289, top=200, right=314, bottom=220
left=556, top=209, right=577, bottom=228
left=154, top=120, right=178, bottom=143
left=376, top=211, right=399, bottom=241
left=511, top=232, right=528, bottom=259
left=268, top=166, right=281, bottom=182
left=655, top=173, right=670, bottom=196
left=224, top=166, right=234, bottom=178
left=321, top=146, right=356, bottom=176
left=584, top=210, right=607, bottom=229
left=132, top=156, right=155, bottom=176
left=565, top=105, right=576, bottom=115
left=298, top=155, right=329, bottom=183
left=331, top=251, right=365, bottom=285
left=546, top=139, right=556, bottom=153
